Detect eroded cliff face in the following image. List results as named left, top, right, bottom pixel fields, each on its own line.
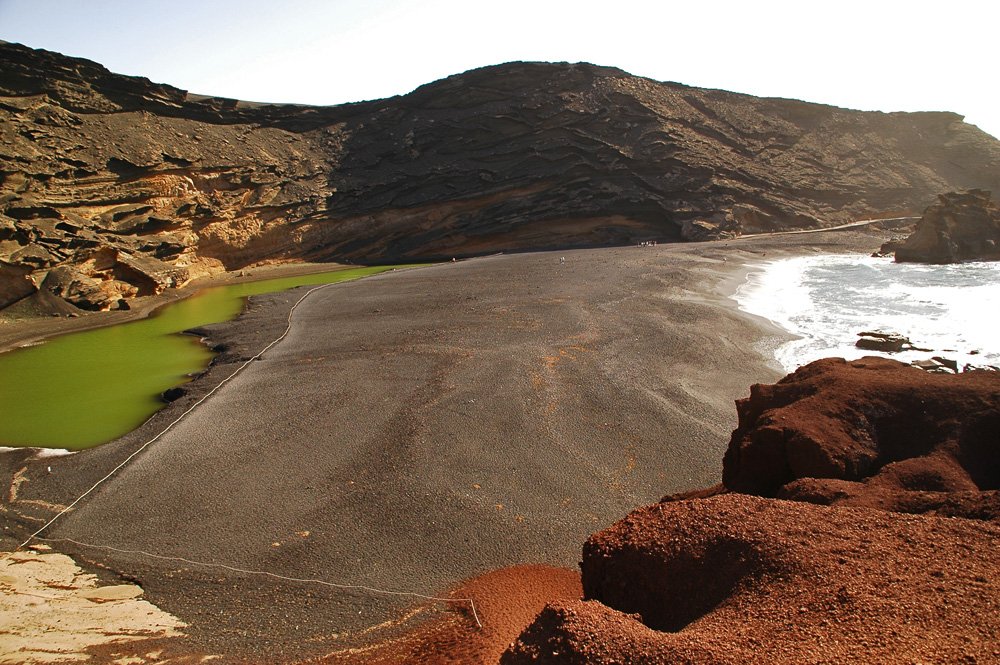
left=891, top=189, right=1000, bottom=263
left=3, top=42, right=1000, bottom=311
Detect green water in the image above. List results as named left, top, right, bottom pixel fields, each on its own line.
left=0, top=266, right=402, bottom=450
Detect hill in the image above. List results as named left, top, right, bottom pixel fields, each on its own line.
left=2, top=41, right=1000, bottom=311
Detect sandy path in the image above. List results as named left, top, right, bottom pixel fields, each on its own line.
left=0, top=230, right=889, bottom=663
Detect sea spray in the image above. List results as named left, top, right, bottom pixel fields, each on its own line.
left=735, top=254, right=1000, bottom=372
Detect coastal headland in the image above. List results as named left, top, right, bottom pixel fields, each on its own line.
left=1, top=227, right=893, bottom=663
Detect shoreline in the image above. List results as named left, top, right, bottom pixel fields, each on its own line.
left=0, top=227, right=892, bottom=356
left=733, top=248, right=1000, bottom=373
left=0, top=261, right=359, bottom=354
left=0, top=227, right=896, bottom=664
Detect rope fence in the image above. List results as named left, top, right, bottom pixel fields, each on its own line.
left=34, top=536, right=481, bottom=627
left=3, top=279, right=482, bottom=629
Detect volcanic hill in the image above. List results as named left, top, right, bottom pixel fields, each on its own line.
left=2, top=41, right=1000, bottom=312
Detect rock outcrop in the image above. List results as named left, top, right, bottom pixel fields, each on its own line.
left=722, top=356, right=1000, bottom=518
left=889, top=189, right=1000, bottom=263
left=504, top=358, right=1000, bottom=664
left=503, top=494, right=1000, bottom=664
left=4, top=41, right=1000, bottom=312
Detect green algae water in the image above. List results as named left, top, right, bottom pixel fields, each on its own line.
left=0, top=266, right=403, bottom=450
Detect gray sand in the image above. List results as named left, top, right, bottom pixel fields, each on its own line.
left=0, top=230, right=890, bottom=662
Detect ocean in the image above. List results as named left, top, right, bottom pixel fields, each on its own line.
left=734, top=254, right=1000, bottom=373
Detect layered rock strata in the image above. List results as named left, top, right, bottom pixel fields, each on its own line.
left=3, top=41, right=1000, bottom=311
left=889, top=189, right=1000, bottom=263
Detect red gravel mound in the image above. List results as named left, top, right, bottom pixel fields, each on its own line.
left=722, top=356, right=1000, bottom=518
left=314, top=565, right=580, bottom=665
left=503, top=494, right=1000, bottom=664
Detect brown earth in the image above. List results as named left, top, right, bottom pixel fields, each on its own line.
left=723, top=356, right=1000, bottom=518
left=4, top=41, right=1000, bottom=312
left=504, top=494, right=1000, bottom=664
left=503, top=358, right=1000, bottom=664
left=313, top=565, right=581, bottom=665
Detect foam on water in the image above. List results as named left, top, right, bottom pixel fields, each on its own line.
left=735, top=254, right=1000, bottom=372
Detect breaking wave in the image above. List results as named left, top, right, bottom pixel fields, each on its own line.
left=735, top=254, right=1000, bottom=372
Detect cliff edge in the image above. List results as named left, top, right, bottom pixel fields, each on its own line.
left=3, top=42, right=1000, bottom=312
left=504, top=359, right=1000, bottom=664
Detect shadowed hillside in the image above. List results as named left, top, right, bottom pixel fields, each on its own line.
left=3, top=41, right=1000, bottom=311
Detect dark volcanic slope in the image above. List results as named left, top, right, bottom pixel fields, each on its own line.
left=2, top=41, right=1000, bottom=310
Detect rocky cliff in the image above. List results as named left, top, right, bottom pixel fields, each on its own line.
left=722, top=356, right=1000, bottom=518
left=503, top=359, right=1000, bottom=664
left=3, top=41, right=1000, bottom=311
left=887, top=189, right=1000, bottom=263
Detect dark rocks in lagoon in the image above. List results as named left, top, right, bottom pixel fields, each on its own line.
left=160, top=386, right=186, bottom=402
left=888, top=189, right=1000, bottom=264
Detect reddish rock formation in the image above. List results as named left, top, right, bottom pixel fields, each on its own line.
left=891, top=189, right=1000, bottom=263
left=503, top=358, right=1000, bottom=664
left=4, top=42, right=1000, bottom=312
left=313, top=565, right=581, bottom=665
left=721, top=356, right=1000, bottom=518
left=503, top=494, right=1000, bottom=664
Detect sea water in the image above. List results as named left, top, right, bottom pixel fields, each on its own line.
left=735, top=254, right=1000, bottom=373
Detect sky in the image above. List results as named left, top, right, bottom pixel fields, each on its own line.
left=1, top=0, right=997, bottom=139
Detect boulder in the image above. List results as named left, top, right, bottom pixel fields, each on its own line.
left=894, top=189, right=1000, bottom=263
left=41, top=265, right=123, bottom=311
left=680, top=215, right=741, bottom=241
left=722, top=356, right=1000, bottom=517
left=855, top=331, right=908, bottom=352
left=114, top=252, right=189, bottom=295
left=730, top=203, right=775, bottom=233
left=8, top=244, right=61, bottom=269
left=0, top=260, right=37, bottom=308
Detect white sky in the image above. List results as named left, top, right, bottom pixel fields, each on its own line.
left=1, top=0, right=997, bottom=139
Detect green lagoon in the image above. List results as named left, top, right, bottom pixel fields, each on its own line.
left=0, top=266, right=402, bottom=450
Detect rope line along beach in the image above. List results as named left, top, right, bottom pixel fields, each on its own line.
left=12, top=282, right=333, bottom=554
left=34, top=536, right=481, bottom=628
left=4, top=276, right=483, bottom=629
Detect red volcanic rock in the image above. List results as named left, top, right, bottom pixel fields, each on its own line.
left=503, top=494, right=1000, bottom=664
left=502, top=599, right=721, bottom=665
left=502, top=359, right=1000, bottom=664
left=314, top=565, right=581, bottom=665
left=721, top=356, right=1000, bottom=518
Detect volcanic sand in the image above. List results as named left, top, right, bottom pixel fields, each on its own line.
left=0, top=230, right=890, bottom=663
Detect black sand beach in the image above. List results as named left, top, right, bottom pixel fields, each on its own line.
left=0, top=229, right=891, bottom=663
